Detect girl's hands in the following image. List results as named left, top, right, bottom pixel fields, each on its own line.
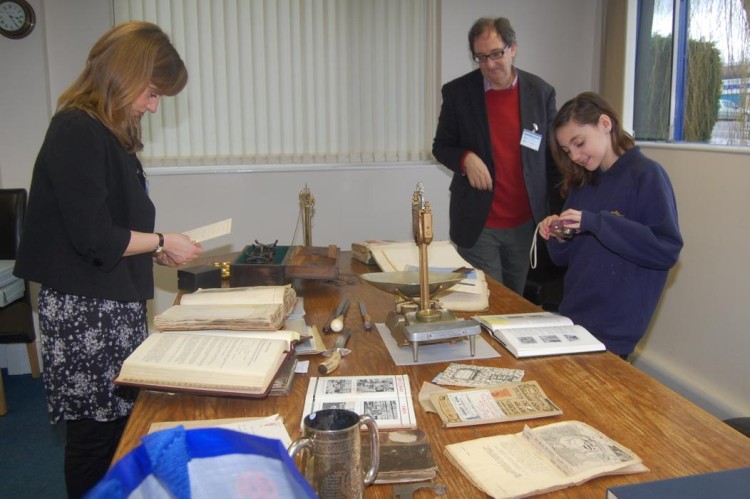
left=539, top=209, right=582, bottom=241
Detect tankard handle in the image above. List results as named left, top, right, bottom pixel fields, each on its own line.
left=360, top=414, right=380, bottom=486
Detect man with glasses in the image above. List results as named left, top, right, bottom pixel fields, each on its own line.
left=433, top=17, right=558, bottom=296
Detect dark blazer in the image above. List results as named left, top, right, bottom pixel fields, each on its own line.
left=15, top=110, right=157, bottom=302
left=432, top=68, right=558, bottom=248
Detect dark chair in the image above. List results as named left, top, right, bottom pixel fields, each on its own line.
left=0, top=188, right=41, bottom=416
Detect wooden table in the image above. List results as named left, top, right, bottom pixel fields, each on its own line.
left=114, top=253, right=750, bottom=498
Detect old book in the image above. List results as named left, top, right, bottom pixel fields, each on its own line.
left=421, top=380, right=562, bottom=427
left=301, top=374, right=417, bottom=430
left=474, top=311, right=605, bottom=358
left=445, top=420, right=648, bottom=498
left=154, top=285, right=297, bottom=331
left=115, top=332, right=293, bottom=398
left=361, top=428, right=438, bottom=484
left=351, top=240, right=394, bottom=264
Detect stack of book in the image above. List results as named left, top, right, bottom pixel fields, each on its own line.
left=116, top=285, right=304, bottom=398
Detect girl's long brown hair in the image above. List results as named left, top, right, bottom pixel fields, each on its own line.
left=550, top=92, right=635, bottom=197
left=57, top=21, right=187, bottom=153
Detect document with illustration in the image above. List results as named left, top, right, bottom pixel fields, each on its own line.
left=445, top=420, right=648, bottom=498
left=474, top=312, right=605, bottom=358
left=301, top=374, right=417, bottom=430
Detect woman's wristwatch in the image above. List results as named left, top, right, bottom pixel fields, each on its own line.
left=153, top=232, right=165, bottom=256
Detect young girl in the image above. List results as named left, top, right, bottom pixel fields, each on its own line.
left=539, top=92, right=683, bottom=358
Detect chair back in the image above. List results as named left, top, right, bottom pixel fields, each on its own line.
left=0, top=188, right=26, bottom=259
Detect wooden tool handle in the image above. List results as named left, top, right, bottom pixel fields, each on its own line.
left=318, top=350, right=342, bottom=375
left=330, top=314, right=345, bottom=332
left=362, top=313, right=372, bottom=330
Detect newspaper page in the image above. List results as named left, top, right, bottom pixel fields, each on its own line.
left=432, top=363, right=525, bottom=387
left=301, top=374, right=417, bottom=430
left=444, top=420, right=647, bottom=498
left=425, top=381, right=562, bottom=427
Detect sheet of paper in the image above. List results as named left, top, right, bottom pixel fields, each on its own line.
left=183, top=218, right=232, bottom=242
left=295, top=360, right=309, bottom=373
left=375, top=323, right=499, bottom=366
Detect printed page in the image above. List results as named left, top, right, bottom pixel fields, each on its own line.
left=302, top=375, right=417, bottom=430
left=120, top=332, right=287, bottom=388
left=474, top=312, right=574, bottom=330
left=444, top=431, right=574, bottom=498
left=523, top=421, right=647, bottom=483
left=495, top=325, right=605, bottom=356
left=180, top=285, right=288, bottom=305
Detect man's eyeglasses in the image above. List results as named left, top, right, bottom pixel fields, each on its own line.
left=472, top=46, right=509, bottom=64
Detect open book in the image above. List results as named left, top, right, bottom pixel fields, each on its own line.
left=368, top=240, right=489, bottom=311
left=115, top=332, right=293, bottom=398
left=420, top=381, right=561, bottom=427
left=154, top=285, right=297, bottom=331
left=445, top=420, right=648, bottom=498
left=301, top=374, right=417, bottom=430
left=474, top=312, right=605, bottom=358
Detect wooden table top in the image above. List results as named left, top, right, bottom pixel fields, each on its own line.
left=113, top=252, right=750, bottom=498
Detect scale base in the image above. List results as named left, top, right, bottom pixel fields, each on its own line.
left=386, top=310, right=481, bottom=362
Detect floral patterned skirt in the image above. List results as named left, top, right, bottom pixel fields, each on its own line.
left=38, top=286, right=148, bottom=423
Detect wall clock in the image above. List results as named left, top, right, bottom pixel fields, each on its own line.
left=0, top=0, right=36, bottom=39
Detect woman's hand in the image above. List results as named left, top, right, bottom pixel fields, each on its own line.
left=158, top=232, right=203, bottom=267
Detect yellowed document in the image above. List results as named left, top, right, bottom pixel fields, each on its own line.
left=183, top=218, right=232, bottom=242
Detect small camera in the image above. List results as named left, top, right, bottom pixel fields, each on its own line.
left=549, top=220, right=575, bottom=239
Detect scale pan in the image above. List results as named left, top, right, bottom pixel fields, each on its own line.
left=360, top=271, right=464, bottom=298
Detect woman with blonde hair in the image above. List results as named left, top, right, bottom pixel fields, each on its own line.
left=538, top=92, right=682, bottom=358
left=15, top=22, right=203, bottom=497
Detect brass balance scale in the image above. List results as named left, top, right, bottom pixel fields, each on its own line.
left=361, top=183, right=481, bottom=362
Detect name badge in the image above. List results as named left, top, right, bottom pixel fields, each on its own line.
left=521, top=128, right=542, bottom=151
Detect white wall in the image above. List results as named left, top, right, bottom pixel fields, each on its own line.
left=633, top=145, right=750, bottom=419
left=14, top=0, right=749, bottom=423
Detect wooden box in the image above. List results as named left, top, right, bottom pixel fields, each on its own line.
left=229, top=245, right=339, bottom=287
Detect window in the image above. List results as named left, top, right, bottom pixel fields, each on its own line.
left=114, top=0, right=439, bottom=169
left=634, top=0, right=750, bottom=146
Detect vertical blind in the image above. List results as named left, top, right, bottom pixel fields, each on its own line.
left=113, top=0, right=440, bottom=168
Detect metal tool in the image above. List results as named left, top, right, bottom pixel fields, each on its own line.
left=328, top=298, right=350, bottom=333
left=392, top=481, right=447, bottom=498
left=359, top=300, right=372, bottom=331
left=318, top=328, right=352, bottom=374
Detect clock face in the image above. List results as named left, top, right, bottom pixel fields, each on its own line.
left=0, top=0, right=35, bottom=39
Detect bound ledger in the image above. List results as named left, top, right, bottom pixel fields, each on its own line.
left=474, top=312, right=605, bottom=358
left=445, top=420, right=648, bottom=498
left=115, top=332, right=293, bottom=398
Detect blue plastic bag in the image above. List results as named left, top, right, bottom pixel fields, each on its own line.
left=86, top=426, right=316, bottom=499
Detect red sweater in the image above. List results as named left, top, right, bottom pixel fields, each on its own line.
left=484, top=85, right=532, bottom=228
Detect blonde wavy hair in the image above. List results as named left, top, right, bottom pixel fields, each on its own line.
left=57, top=21, right=187, bottom=153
